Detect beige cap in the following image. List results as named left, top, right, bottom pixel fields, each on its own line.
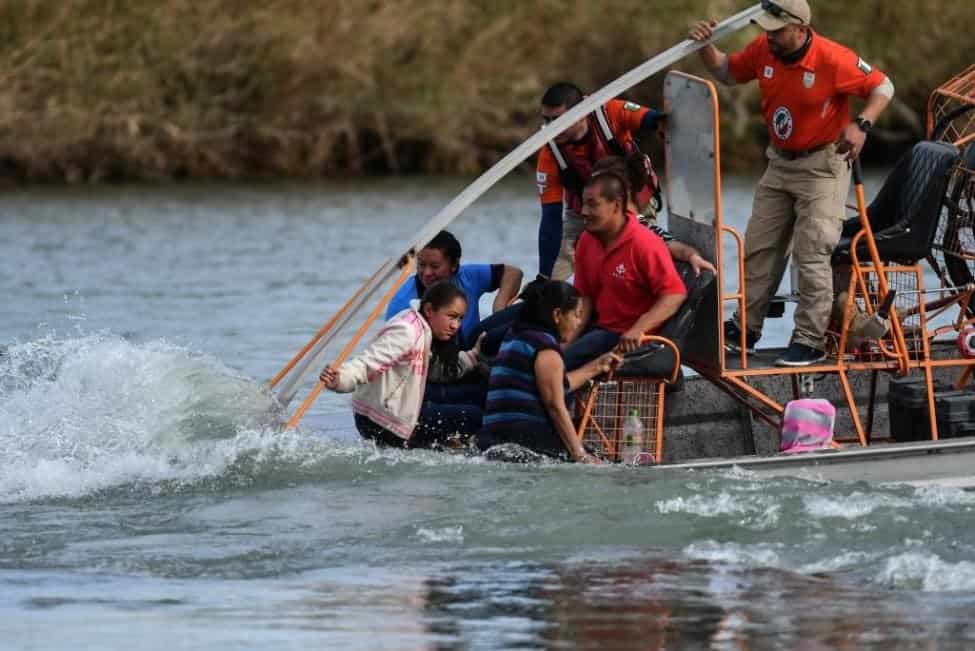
left=752, top=0, right=811, bottom=31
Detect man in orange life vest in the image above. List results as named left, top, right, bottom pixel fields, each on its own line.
left=536, top=82, right=664, bottom=281
left=690, top=0, right=893, bottom=366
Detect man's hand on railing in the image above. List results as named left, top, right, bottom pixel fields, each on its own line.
left=618, top=327, right=646, bottom=353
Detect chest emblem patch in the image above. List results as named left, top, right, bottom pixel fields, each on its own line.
left=773, top=106, right=794, bottom=141
left=614, top=263, right=627, bottom=278
left=764, top=65, right=774, bottom=79
left=802, top=71, right=816, bottom=88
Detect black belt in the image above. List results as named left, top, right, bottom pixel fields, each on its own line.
left=772, top=143, right=830, bottom=160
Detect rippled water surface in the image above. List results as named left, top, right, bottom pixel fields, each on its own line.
left=4, top=175, right=974, bottom=650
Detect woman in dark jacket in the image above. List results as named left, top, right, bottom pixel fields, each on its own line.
left=476, top=280, right=619, bottom=463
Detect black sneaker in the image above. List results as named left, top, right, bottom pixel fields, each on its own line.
left=774, top=343, right=827, bottom=367
left=724, top=320, right=759, bottom=354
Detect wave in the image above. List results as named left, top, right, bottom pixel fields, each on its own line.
left=0, top=333, right=294, bottom=502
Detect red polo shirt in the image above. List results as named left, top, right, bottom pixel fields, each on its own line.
left=574, top=213, right=687, bottom=334
left=727, top=31, right=885, bottom=151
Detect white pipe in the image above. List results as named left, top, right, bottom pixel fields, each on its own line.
left=275, top=4, right=764, bottom=410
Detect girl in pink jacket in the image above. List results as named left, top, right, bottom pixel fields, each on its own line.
left=320, top=282, right=482, bottom=448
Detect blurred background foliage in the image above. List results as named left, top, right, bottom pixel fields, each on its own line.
left=0, top=0, right=969, bottom=183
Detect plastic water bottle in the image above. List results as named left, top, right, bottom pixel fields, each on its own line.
left=621, top=409, right=644, bottom=464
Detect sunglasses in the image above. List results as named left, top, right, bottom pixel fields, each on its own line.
left=761, top=0, right=805, bottom=24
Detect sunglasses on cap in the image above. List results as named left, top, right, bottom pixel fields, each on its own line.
left=761, top=0, right=805, bottom=24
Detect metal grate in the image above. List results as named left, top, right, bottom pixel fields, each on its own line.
left=929, top=64, right=975, bottom=147
left=832, top=267, right=928, bottom=362
left=932, top=160, right=975, bottom=298
left=575, top=379, right=662, bottom=463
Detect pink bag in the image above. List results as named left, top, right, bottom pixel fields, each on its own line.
left=781, top=399, right=836, bottom=454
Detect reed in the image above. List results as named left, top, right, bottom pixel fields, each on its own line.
left=0, top=0, right=968, bottom=183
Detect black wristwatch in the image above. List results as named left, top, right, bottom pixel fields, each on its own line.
left=854, top=116, right=873, bottom=133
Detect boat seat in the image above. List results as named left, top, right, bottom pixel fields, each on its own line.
left=832, top=141, right=959, bottom=266
left=616, top=262, right=715, bottom=379
left=574, top=263, right=714, bottom=464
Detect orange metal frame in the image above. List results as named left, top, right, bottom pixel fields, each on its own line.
left=927, top=64, right=975, bottom=148
left=284, top=257, right=415, bottom=429
left=574, top=336, right=680, bottom=462
left=684, top=70, right=975, bottom=449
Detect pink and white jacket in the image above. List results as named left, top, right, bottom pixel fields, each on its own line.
left=332, top=301, right=477, bottom=440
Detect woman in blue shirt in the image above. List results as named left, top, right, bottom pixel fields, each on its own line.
left=385, top=230, right=523, bottom=348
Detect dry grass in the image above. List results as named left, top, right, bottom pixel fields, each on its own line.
left=0, top=0, right=969, bottom=183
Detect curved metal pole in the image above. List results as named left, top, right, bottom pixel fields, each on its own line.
left=396, top=4, right=764, bottom=263
left=286, top=259, right=416, bottom=430
left=268, top=261, right=389, bottom=390
left=275, top=258, right=397, bottom=406
left=272, top=3, right=764, bottom=409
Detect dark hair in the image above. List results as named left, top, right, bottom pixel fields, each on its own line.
left=423, top=230, right=462, bottom=265
left=592, top=154, right=649, bottom=209
left=541, top=82, right=584, bottom=109
left=518, top=280, right=581, bottom=334
left=584, top=169, right=628, bottom=208
left=420, top=281, right=468, bottom=381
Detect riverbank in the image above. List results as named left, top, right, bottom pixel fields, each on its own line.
left=0, top=1, right=969, bottom=184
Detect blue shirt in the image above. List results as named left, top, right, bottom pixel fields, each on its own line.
left=386, top=263, right=499, bottom=341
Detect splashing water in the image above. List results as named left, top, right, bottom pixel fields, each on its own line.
left=0, top=333, right=294, bottom=502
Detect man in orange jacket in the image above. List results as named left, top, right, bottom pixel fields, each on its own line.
left=689, top=0, right=893, bottom=366
left=536, top=82, right=664, bottom=281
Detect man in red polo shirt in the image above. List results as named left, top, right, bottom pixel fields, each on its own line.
left=689, top=0, right=893, bottom=366
left=563, top=171, right=687, bottom=371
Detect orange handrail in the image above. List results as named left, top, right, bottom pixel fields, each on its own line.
left=268, top=260, right=390, bottom=390
left=850, top=160, right=910, bottom=376
left=848, top=230, right=910, bottom=376
left=285, top=258, right=416, bottom=430
left=720, top=225, right=747, bottom=370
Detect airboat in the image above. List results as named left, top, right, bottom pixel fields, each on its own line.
left=263, top=2, right=975, bottom=488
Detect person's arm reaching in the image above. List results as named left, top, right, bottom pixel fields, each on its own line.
left=617, top=293, right=687, bottom=353
left=493, top=264, right=524, bottom=313
left=536, top=349, right=619, bottom=463
left=688, top=19, right=733, bottom=84
left=319, top=320, right=412, bottom=392
left=666, top=240, right=717, bottom=276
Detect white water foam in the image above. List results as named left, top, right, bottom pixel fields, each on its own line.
left=655, top=491, right=781, bottom=528
left=415, top=525, right=465, bottom=544
left=0, top=333, right=287, bottom=502
left=878, top=552, right=975, bottom=591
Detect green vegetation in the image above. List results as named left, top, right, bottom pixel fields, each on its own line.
left=0, top=0, right=970, bottom=183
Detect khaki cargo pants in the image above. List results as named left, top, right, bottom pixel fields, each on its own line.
left=551, top=208, right=584, bottom=281
left=734, top=144, right=851, bottom=351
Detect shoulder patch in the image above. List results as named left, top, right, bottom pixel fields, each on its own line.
left=857, top=57, right=872, bottom=75
left=623, top=101, right=642, bottom=112
left=536, top=171, right=548, bottom=195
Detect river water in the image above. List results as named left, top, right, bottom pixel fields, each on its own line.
left=3, top=174, right=975, bottom=650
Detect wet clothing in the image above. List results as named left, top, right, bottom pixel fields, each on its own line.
left=536, top=99, right=662, bottom=279
left=725, top=31, right=887, bottom=350
left=386, top=263, right=503, bottom=343
left=333, top=301, right=479, bottom=442
left=727, top=31, right=886, bottom=151
left=478, top=325, right=569, bottom=458
left=574, top=212, right=687, bottom=335
left=355, top=401, right=482, bottom=449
